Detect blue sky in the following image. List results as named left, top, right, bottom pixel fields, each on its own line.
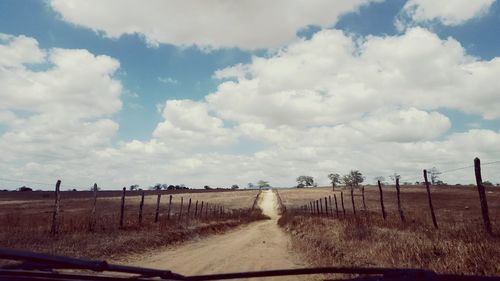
left=0, top=0, right=499, bottom=189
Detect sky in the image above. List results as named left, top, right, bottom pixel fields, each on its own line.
left=1, top=0, right=500, bottom=190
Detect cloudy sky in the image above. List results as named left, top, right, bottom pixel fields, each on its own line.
left=1, top=0, right=500, bottom=190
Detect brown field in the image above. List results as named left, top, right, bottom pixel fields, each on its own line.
left=277, top=185, right=500, bottom=275
left=0, top=189, right=263, bottom=261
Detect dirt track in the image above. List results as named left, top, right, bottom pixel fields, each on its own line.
left=130, top=190, right=305, bottom=279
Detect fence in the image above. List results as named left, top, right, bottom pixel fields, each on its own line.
left=283, top=157, right=497, bottom=234
left=48, top=187, right=261, bottom=236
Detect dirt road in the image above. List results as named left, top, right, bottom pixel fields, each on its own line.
left=130, top=190, right=305, bottom=279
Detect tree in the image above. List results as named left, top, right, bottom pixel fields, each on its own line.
left=231, top=184, right=239, bottom=190
left=374, top=176, right=386, bottom=184
left=129, top=184, right=139, bottom=191
left=257, top=180, right=270, bottom=189
left=342, top=174, right=352, bottom=187
left=296, top=176, right=314, bottom=187
left=247, top=182, right=255, bottom=189
left=428, top=167, right=440, bottom=185
left=18, top=186, right=32, bottom=192
left=151, top=184, right=162, bottom=190
left=342, top=170, right=364, bottom=188
left=328, top=173, right=341, bottom=191
left=204, top=185, right=212, bottom=190
left=389, top=173, right=400, bottom=183
left=350, top=170, right=364, bottom=187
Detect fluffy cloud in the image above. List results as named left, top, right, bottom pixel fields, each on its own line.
left=49, top=0, right=379, bottom=49
left=0, top=34, right=122, bottom=179
left=398, top=0, right=496, bottom=27
left=209, top=27, right=500, bottom=127
left=351, top=108, right=451, bottom=142
left=2, top=28, right=500, bottom=189
left=153, top=100, right=235, bottom=147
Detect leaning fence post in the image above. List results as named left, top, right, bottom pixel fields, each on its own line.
left=377, top=180, right=387, bottom=220
left=139, top=191, right=145, bottom=225
left=334, top=194, right=339, bottom=217
left=154, top=191, right=162, bottom=223
left=474, top=157, right=492, bottom=234
left=423, top=169, right=438, bottom=229
left=89, top=183, right=98, bottom=232
left=50, top=180, right=62, bottom=236
left=340, top=191, right=346, bottom=217
left=319, top=198, right=324, bottom=215
left=119, top=187, right=126, bottom=228
left=167, top=195, right=173, bottom=220
left=194, top=200, right=199, bottom=218
left=395, top=178, right=406, bottom=223
left=316, top=200, right=320, bottom=216
left=200, top=201, right=204, bottom=219
left=350, top=187, right=356, bottom=217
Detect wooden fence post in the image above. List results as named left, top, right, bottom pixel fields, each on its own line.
left=309, top=202, right=313, bottom=215
left=340, top=192, right=346, bottom=216
left=139, top=191, right=145, bottom=225
left=316, top=200, right=320, bottom=216
left=334, top=194, right=339, bottom=218
left=50, top=180, right=61, bottom=236
left=328, top=196, right=333, bottom=217
left=89, top=183, right=98, bottom=232
left=423, top=169, right=438, bottom=229
left=154, top=191, right=161, bottom=223
left=119, top=187, right=126, bottom=228
left=474, top=157, right=492, bottom=233
left=319, top=198, right=324, bottom=215
left=194, top=200, right=199, bottom=218
left=167, top=195, right=173, bottom=220
left=395, top=178, right=406, bottom=223
left=324, top=197, right=329, bottom=217
left=377, top=180, right=387, bottom=220
left=178, top=197, right=184, bottom=221
left=350, top=188, right=356, bottom=217
left=205, top=202, right=209, bottom=219
left=361, top=186, right=367, bottom=211
left=200, top=201, right=204, bottom=219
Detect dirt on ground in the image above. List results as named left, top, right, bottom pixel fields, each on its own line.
left=128, top=190, right=306, bottom=280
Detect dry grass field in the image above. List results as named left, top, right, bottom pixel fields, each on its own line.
left=0, top=189, right=263, bottom=261
left=277, top=185, right=500, bottom=276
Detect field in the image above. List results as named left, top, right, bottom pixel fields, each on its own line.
left=277, top=185, right=500, bottom=275
left=3, top=184, right=500, bottom=278
left=0, top=189, right=263, bottom=261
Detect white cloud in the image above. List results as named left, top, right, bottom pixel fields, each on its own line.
left=207, top=27, right=500, bottom=127
left=0, top=34, right=122, bottom=181
left=158, top=76, right=178, bottom=85
left=153, top=100, right=236, bottom=147
left=0, top=33, right=45, bottom=67
left=398, top=0, right=496, bottom=28
left=2, top=29, right=500, bottom=189
left=49, top=0, right=380, bottom=49
left=351, top=108, right=451, bottom=142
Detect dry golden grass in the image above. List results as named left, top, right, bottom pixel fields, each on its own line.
left=277, top=185, right=500, bottom=276
left=0, top=189, right=263, bottom=260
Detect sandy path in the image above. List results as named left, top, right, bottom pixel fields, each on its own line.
left=130, top=190, right=305, bottom=280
